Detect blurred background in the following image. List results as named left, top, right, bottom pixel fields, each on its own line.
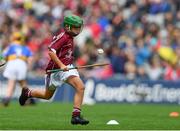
left=1, top=0, right=180, bottom=104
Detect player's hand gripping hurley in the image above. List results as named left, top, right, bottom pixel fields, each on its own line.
left=47, top=63, right=109, bottom=73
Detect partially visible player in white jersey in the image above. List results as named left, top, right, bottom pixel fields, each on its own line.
left=1, top=32, right=34, bottom=106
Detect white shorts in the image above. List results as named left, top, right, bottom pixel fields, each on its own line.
left=3, top=59, right=28, bottom=80
left=45, top=64, right=79, bottom=91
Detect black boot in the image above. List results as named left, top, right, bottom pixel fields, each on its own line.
left=71, top=115, right=89, bottom=125
left=2, top=98, right=10, bottom=107
left=19, top=88, right=30, bottom=106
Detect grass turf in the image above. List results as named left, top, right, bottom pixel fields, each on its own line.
left=0, top=102, right=180, bottom=130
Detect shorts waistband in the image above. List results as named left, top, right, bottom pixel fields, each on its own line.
left=7, top=55, right=28, bottom=61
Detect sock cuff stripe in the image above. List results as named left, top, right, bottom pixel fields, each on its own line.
left=28, top=89, right=32, bottom=97
left=73, top=107, right=81, bottom=110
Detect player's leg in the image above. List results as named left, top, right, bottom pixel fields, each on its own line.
left=17, top=60, right=40, bottom=105
left=18, top=80, right=36, bottom=105
left=30, top=74, right=56, bottom=99
left=19, top=80, right=27, bottom=88
left=67, top=76, right=84, bottom=108
left=19, top=78, right=54, bottom=99
left=66, top=76, right=89, bottom=125
left=19, top=75, right=56, bottom=106
left=30, top=88, right=55, bottom=99
left=2, top=79, right=16, bottom=106
left=19, top=86, right=56, bottom=106
left=2, top=61, right=17, bottom=106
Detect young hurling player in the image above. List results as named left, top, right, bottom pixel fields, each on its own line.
left=2, top=32, right=33, bottom=106
left=19, top=14, right=89, bottom=125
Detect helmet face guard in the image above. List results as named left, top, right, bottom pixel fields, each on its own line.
left=63, top=14, right=83, bottom=36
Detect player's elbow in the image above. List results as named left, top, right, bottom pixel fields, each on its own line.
left=48, top=50, right=54, bottom=56
left=48, top=48, right=56, bottom=54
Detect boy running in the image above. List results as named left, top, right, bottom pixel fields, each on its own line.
left=19, top=14, right=89, bottom=125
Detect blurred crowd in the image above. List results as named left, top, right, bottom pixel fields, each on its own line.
left=1, top=0, right=180, bottom=81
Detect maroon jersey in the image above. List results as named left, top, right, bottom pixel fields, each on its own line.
left=46, top=29, right=74, bottom=71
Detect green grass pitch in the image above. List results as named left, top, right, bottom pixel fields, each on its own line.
left=0, top=102, right=180, bottom=130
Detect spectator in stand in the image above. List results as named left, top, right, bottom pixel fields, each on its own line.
left=0, top=0, right=180, bottom=81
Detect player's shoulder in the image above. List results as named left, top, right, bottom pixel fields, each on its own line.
left=53, top=29, right=66, bottom=40
left=8, top=43, right=17, bottom=49
left=23, top=45, right=29, bottom=49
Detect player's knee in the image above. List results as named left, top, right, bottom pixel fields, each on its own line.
left=44, top=85, right=55, bottom=100
left=44, top=92, right=53, bottom=100
left=77, top=86, right=85, bottom=93
left=44, top=94, right=53, bottom=100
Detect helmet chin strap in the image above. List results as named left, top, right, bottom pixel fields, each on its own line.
left=69, top=32, right=79, bottom=37
left=67, top=26, right=79, bottom=37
